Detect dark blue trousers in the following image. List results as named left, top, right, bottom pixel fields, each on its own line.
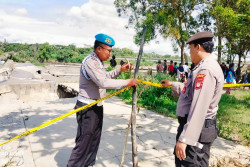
left=67, top=101, right=103, bottom=167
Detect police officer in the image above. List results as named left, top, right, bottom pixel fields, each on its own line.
left=67, top=33, right=138, bottom=167
left=161, top=32, right=224, bottom=167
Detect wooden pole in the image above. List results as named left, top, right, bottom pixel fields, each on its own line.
left=131, top=26, right=146, bottom=167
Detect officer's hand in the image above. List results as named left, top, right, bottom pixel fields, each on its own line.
left=160, top=79, right=172, bottom=87
left=120, top=63, right=132, bottom=72
left=175, top=141, right=187, bottom=161
left=126, top=78, right=139, bottom=87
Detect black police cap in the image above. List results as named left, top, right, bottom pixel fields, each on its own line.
left=186, top=32, right=214, bottom=44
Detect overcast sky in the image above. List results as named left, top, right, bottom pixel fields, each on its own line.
left=0, top=0, right=176, bottom=55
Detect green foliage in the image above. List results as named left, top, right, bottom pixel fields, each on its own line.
left=56, top=48, right=77, bottom=62
left=114, top=0, right=154, bottom=43
left=137, top=73, right=177, bottom=117
left=105, top=66, right=116, bottom=72
left=114, top=0, right=201, bottom=63
left=69, top=55, right=85, bottom=63
left=210, top=0, right=250, bottom=79
left=108, top=72, right=178, bottom=117
left=1, top=40, right=181, bottom=64
left=38, top=43, right=51, bottom=62
left=211, top=3, right=250, bottom=54
left=7, top=52, right=25, bottom=62
left=4, top=43, right=29, bottom=52
left=0, top=49, right=4, bottom=55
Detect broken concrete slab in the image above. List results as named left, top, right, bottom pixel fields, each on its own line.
left=12, top=63, right=42, bottom=80
left=0, top=93, right=36, bottom=167
left=0, top=83, right=12, bottom=94
left=0, top=60, right=15, bottom=82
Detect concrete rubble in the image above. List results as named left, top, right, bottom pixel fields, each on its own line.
left=0, top=62, right=249, bottom=167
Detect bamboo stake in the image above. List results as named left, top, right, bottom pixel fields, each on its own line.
left=120, top=84, right=149, bottom=167
left=131, top=26, right=147, bottom=167
left=120, top=115, right=132, bottom=167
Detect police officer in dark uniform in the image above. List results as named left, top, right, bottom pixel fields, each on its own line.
left=161, top=32, right=224, bottom=167
left=67, top=33, right=138, bottom=167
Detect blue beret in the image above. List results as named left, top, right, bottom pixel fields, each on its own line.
left=95, top=33, right=115, bottom=46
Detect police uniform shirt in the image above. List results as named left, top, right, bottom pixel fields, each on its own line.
left=171, top=55, right=224, bottom=147
left=79, top=52, right=127, bottom=100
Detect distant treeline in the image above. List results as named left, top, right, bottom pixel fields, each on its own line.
left=0, top=41, right=180, bottom=64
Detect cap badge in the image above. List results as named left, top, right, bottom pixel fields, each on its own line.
left=105, top=38, right=112, bottom=44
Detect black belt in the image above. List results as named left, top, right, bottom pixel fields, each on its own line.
left=178, top=116, right=216, bottom=128
left=204, top=119, right=216, bottom=128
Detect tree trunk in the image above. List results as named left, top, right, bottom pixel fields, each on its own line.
left=236, top=53, right=242, bottom=82
left=215, top=13, right=222, bottom=64
left=131, top=26, right=146, bottom=167
left=184, top=53, right=188, bottom=64
left=227, top=43, right=232, bottom=64
left=218, top=33, right=222, bottom=64
left=181, top=42, right=185, bottom=64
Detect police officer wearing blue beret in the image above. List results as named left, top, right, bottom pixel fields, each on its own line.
left=67, top=33, right=138, bottom=167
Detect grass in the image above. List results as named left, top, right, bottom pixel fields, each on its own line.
left=217, top=89, right=250, bottom=145
left=108, top=72, right=250, bottom=146
left=108, top=72, right=178, bottom=117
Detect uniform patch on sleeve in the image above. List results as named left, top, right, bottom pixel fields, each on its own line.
left=94, top=62, right=101, bottom=69
left=182, top=87, right=186, bottom=94
left=195, top=74, right=206, bottom=89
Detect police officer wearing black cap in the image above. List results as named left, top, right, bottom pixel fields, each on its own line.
left=67, top=33, right=138, bottom=167
left=161, top=32, right=224, bottom=166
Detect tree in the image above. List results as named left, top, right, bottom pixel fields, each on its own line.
left=115, top=0, right=201, bottom=64
left=197, top=2, right=223, bottom=63
left=156, top=0, right=202, bottom=63
left=211, top=0, right=250, bottom=81
left=38, top=42, right=51, bottom=63
left=114, top=0, right=157, bottom=44
left=115, top=2, right=152, bottom=166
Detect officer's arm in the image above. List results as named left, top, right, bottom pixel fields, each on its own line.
left=106, top=68, right=121, bottom=79
left=85, top=60, right=127, bottom=89
left=171, top=82, right=185, bottom=98
left=178, top=70, right=216, bottom=147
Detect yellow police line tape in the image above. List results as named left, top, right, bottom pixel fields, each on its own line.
left=137, top=80, right=163, bottom=87
left=222, top=83, right=250, bottom=87
left=0, top=80, right=249, bottom=146
left=137, top=79, right=250, bottom=88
